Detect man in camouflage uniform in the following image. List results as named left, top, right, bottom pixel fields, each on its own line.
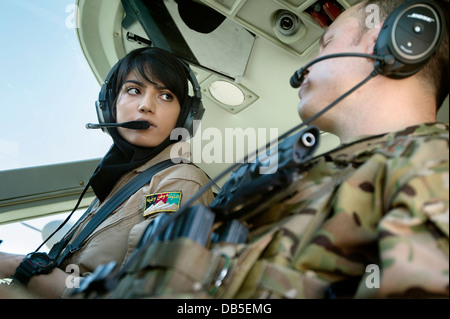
left=227, top=123, right=449, bottom=298
left=233, top=0, right=449, bottom=299
left=82, top=0, right=449, bottom=299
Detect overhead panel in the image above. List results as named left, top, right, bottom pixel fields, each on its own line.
left=121, top=0, right=256, bottom=80
left=199, top=0, right=359, bottom=57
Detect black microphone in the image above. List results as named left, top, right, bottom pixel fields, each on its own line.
left=85, top=121, right=150, bottom=130
left=290, top=53, right=394, bottom=88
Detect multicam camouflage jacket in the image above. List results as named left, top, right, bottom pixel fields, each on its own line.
left=104, top=122, right=449, bottom=299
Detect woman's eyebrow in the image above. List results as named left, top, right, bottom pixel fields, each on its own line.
left=124, top=79, right=169, bottom=91
left=124, top=79, right=145, bottom=87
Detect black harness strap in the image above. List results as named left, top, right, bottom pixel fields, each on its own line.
left=49, top=159, right=176, bottom=266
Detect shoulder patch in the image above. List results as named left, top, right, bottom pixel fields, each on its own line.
left=143, top=191, right=182, bottom=217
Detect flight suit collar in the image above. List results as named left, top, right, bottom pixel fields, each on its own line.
left=134, top=142, right=193, bottom=173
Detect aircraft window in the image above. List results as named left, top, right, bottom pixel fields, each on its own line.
left=0, top=1, right=111, bottom=255
left=0, top=210, right=84, bottom=254
left=0, top=0, right=111, bottom=172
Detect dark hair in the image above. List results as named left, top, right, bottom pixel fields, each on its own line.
left=110, top=47, right=189, bottom=119
left=355, top=0, right=449, bottom=110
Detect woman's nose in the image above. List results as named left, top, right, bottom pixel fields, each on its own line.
left=138, top=96, right=154, bottom=113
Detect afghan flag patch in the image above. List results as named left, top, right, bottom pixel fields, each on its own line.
left=143, top=191, right=182, bottom=217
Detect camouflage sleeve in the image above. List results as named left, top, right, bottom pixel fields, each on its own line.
left=355, top=135, right=449, bottom=298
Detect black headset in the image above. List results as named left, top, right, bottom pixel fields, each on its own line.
left=94, top=52, right=205, bottom=137
left=373, top=0, right=446, bottom=78
left=291, top=0, right=446, bottom=88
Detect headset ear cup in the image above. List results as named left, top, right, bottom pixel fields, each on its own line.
left=94, top=61, right=121, bottom=134
left=183, top=95, right=205, bottom=138
left=106, top=88, right=116, bottom=123
left=374, top=0, right=444, bottom=79
left=95, top=87, right=114, bottom=134
left=192, top=99, right=205, bottom=137
left=179, top=60, right=205, bottom=138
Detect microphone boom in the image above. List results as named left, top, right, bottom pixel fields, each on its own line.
left=290, top=52, right=389, bottom=88
left=86, top=121, right=150, bottom=130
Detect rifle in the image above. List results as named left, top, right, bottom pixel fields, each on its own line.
left=71, top=125, right=321, bottom=297
left=210, top=125, right=320, bottom=222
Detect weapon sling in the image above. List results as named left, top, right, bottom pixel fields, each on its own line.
left=48, top=159, right=176, bottom=266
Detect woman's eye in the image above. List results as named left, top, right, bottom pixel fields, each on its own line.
left=127, top=87, right=140, bottom=95
left=160, top=93, right=173, bottom=101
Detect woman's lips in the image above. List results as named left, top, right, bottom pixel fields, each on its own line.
left=136, top=119, right=155, bottom=128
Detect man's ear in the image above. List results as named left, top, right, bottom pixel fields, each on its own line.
left=364, top=22, right=384, bottom=56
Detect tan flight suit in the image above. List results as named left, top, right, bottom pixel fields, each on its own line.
left=59, top=143, right=214, bottom=296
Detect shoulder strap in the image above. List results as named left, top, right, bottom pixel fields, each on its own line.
left=51, top=159, right=176, bottom=266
